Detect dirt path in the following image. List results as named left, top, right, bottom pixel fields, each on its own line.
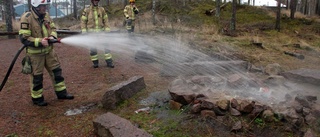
left=0, top=38, right=170, bottom=136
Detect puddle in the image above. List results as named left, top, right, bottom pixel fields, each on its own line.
left=64, top=103, right=97, bottom=116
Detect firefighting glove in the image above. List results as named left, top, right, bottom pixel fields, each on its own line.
left=41, top=37, right=49, bottom=47
left=21, top=56, right=32, bottom=74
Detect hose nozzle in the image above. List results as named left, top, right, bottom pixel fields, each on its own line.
left=48, top=38, right=61, bottom=43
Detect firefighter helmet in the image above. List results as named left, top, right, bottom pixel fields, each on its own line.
left=31, top=0, right=51, bottom=7
left=129, top=0, right=135, bottom=3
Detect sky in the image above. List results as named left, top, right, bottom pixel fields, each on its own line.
left=225, top=0, right=278, bottom=6
left=254, top=0, right=278, bottom=6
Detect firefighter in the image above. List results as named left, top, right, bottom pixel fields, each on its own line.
left=81, top=0, right=114, bottom=68
left=124, top=0, right=139, bottom=33
left=18, top=0, right=74, bottom=106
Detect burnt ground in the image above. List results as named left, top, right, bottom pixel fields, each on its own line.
left=0, top=38, right=172, bottom=136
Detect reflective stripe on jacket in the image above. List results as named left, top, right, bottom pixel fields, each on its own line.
left=19, top=9, right=57, bottom=54
left=81, top=5, right=110, bottom=33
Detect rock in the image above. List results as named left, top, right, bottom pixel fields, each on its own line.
left=303, top=128, right=316, bottom=137
left=190, top=103, right=202, bottom=114
left=135, top=50, right=155, bottom=63
left=213, top=105, right=226, bottom=116
left=227, top=74, right=246, bottom=88
left=230, top=107, right=241, bottom=116
left=231, top=121, right=242, bottom=132
left=216, top=100, right=230, bottom=111
left=101, top=76, right=146, bottom=110
left=262, top=109, right=274, bottom=122
left=238, top=100, right=254, bottom=113
left=265, top=63, right=283, bottom=75
left=200, top=110, right=216, bottom=118
left=230, top=98, right=239, bottom=108
left=263, top=75, right=286, bottom=86
left=281, top=69, right=320, bottom=85
left=93, top=112, right=152, bottom=137
left=304, top=114, right=316, bottom=126
left=200, top=99, right=215, bottom=110
left=169, top=100, right=183, bottom=110
left=295, top=94, right=311, bottom=108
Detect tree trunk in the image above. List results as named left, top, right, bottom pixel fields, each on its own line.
left=152, top=0, right=156, bottom=25
left=73, top=0, right=77, bottom=19
left=28, top=0, right=31, bottom=10
left=304, top=0, right=308, bottom=14
left=123, top=0, right=127, bottom=7
left=317, top=0, right=320, bottom=15
left=11, top=1, right=15, bottom=19
left=275, top=0, right=281, bottom=32
left=216, top=0, right=220, bottom=17
left=231, top=0, right=236, bottom=33
left=55, top=0, right=57, bottom=18
left=106, top=0, right=110, bottom=6
left=4, top=0, right=15, bottom=39
left=290, top=0, right=297, bottom=19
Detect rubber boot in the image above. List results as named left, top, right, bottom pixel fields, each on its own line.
left=92, top=60, right=99, bottom=68
left=106, top=59, right=114, bottom=68
left=32, top=96, right=48, bottom=106
left=56, top=90, right=74, bottom=100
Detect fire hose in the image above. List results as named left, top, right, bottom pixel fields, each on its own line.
left=0, top=38, right=61, bottom=92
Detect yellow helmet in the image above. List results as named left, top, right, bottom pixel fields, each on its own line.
left=129, top=0, right=135, bottom=3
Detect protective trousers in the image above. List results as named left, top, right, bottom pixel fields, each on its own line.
left=126, top=19, right=135, bottom=33
left=90, top=48, right=112, bottom=62
left=28, top=50, right=67, bottom=99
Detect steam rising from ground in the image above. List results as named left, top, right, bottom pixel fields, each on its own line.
left=61, top=33, right=320, bottom=109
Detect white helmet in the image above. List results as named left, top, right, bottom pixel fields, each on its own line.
left=31, top=0, right=51, bottom=7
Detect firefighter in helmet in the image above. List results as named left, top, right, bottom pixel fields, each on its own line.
left=81, top=0, right=114, bottom=68
left=19, top=0, right=74, bottom=106
left=124, top=0, right=139, bottom=33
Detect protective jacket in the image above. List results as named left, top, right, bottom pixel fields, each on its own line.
left=81, top=5, right=110, bottom=33
left=124, top=4, right=139, bottom=20
left=19, top=9, right=57, bottom=54
left=19, top=8, right=67, bottom=99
